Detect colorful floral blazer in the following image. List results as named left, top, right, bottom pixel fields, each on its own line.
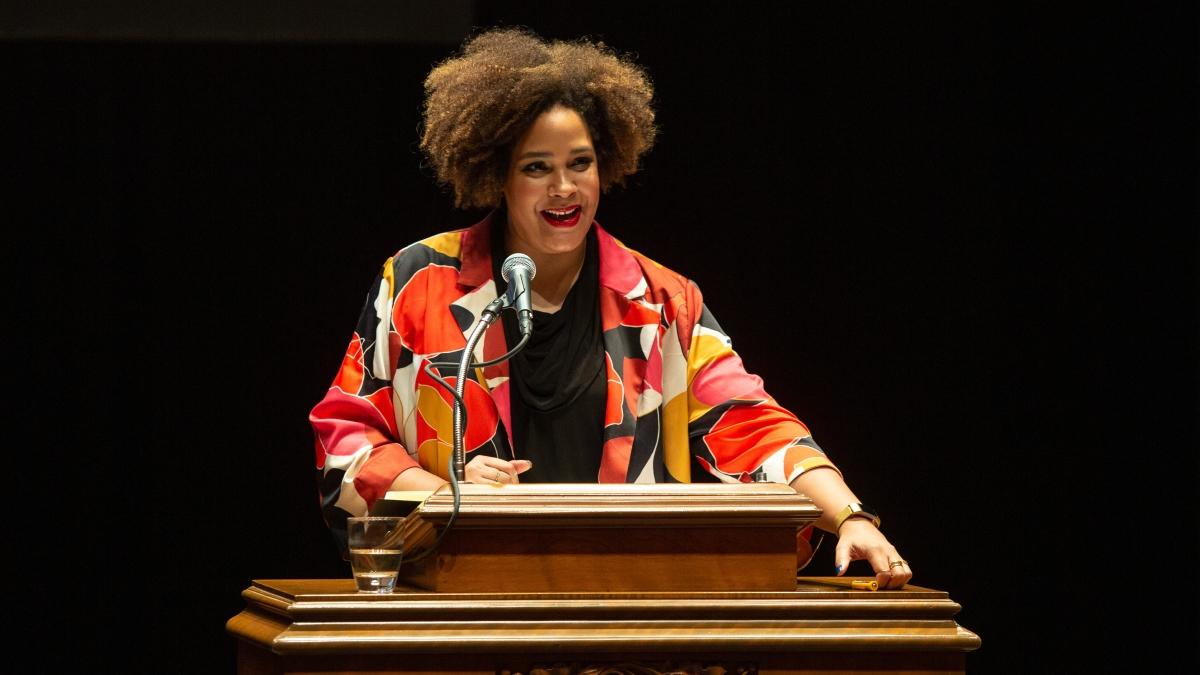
left=310, top=215, right=838, bottom=537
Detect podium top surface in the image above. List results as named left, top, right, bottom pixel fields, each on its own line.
left=244, top=577, right=959, bottom=612
left=383, top=482, right=822, bottom=528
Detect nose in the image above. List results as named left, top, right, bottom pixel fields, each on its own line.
left=548, top=169, right=575, bottom=198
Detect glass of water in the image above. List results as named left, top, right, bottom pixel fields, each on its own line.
left=347, top=516, right=405, bottom=593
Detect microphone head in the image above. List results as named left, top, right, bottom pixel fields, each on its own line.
left=500, top=253, right=537, bottom=283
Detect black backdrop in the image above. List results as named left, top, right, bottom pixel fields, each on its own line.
left=11, top=2, right=1195, bottom=673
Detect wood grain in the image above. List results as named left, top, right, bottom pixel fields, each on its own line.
left=227, top=578, right=980, bottom=674
left=392, top=483, right=819, bottom=593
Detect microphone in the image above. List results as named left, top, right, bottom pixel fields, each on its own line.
left=500, top=253, right=537, bottom=336
left=446, top=253, right=536, bottom=480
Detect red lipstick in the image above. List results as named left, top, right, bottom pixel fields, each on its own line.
left=540, top=205, right=582, bottom=228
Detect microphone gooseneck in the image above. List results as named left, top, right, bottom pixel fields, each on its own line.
left=449, top=253, right=537, bottom=481
left=405, top=253, right=541, bottom=563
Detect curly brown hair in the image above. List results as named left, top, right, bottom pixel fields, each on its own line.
left=420, top=28, right=657, bottom=209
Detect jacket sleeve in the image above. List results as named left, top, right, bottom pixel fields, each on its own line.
left=309, top=256, right=419, bottom=552
left=682, top=282, right=839, bottom=485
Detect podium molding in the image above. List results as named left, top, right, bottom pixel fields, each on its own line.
left=227, top=578, right=981, bottom=674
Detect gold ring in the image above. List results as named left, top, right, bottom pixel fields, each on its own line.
left=494, top=470, right=503, bottom=481
left=889, top=560, right=906, bottom=569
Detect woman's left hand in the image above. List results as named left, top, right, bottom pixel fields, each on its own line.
left=463, top=455, right=533, bottom=485
left=834, top=519, right=913, bottom=589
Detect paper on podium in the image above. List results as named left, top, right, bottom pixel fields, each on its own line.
left=369, top=490, right=433, bottom=517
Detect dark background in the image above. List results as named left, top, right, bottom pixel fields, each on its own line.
left=9, top=2, right=1195, bottom=672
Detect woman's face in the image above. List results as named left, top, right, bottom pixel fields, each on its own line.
left=502, top=104, right=600, bottom=263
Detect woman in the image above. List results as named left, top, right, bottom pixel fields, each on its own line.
left=310, top=28, right=912, bottom=588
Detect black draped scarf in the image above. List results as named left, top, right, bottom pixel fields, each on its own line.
left=491, top=218, right=606, bottom=482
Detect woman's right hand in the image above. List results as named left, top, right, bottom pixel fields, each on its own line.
left=464, top=456, right=533, bottom=485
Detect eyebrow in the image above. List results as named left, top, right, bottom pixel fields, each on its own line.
left=515, top=146, right=594, bottom=160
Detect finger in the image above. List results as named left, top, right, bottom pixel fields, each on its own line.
left=464, top=457, right=505, bottom=484
left=464, top=455, right=494, bottom=479
left=465, top=471, right=495, bottom=485
left=884, top=556, right=912, bottom=589
left=473, top=456, right=522, bottom=474
left=474, top=465, right=507, bottom=485
left=468, top=455, right=505, bottom=469
left=466, top=456, right=514, bottom=484
left=507, top=459, right=532, bottom=484
left=866, top=549, right=894, bottom=589
left=833, top=537, right=852, bottom=577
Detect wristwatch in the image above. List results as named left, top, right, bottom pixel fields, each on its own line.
left=833, top=502, right=881, bottom=531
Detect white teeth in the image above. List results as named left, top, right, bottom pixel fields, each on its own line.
left=545, top=207, right=578, bottom=215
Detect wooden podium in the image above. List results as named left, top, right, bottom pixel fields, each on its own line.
left=228, top=484, right=980, bottom=674
left=393, top=482, right=819, bottom=593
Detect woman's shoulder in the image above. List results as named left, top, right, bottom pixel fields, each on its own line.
left=384, top=215, right=496, bottom=284
left=372, top=225, right=479, bottom=288
left=595, top=225, right=697, bottom=303
left=390, top=228, right=468, bottom=267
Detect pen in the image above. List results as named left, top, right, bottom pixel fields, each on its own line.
left=801, top=577, right=879, bottom=591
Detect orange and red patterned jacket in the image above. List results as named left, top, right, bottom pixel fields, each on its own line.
left=310, top=214, right=838, bottom=537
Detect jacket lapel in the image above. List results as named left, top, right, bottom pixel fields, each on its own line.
left=447, top=214, right=514, bottom=447
left=595, top=226, right=666, bottom=483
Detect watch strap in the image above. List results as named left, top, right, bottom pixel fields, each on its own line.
left=833, top=502, right=881, bottom=531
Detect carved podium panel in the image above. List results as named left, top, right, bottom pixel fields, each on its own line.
left=228, top=484, right=980, bottom=673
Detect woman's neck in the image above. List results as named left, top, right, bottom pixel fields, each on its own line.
left=526, top=246, right=585, bottom=313
left=504, top=236, right=587, bottom=313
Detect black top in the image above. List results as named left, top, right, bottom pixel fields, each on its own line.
left=492, top=223, right=607, bottom=482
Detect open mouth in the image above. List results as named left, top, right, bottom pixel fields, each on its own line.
left=540, top=205, right=582, bottom=227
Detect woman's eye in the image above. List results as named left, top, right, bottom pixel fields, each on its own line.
left=522, top=162, right=548, bottom=173
left=572, top=157, right=594, bottom=170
